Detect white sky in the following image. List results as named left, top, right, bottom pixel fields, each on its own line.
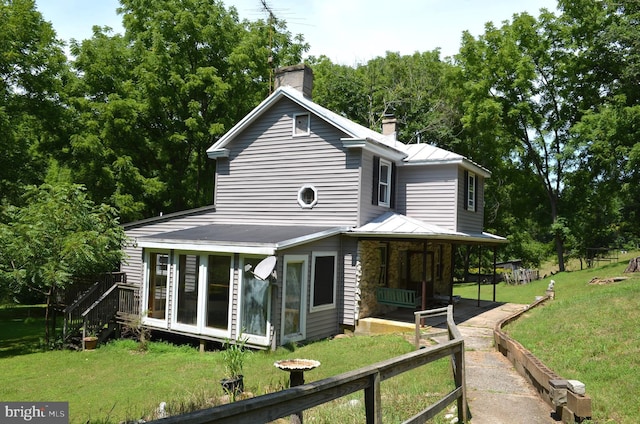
left=35, top=0, right=558, bottom=65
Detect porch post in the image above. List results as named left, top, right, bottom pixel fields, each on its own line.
left=477, top=246, right=482, bottom=307
left=449, top=244, right=456, bottom=305
left=421, top=241, right=427, bottom=313
left=493, top=246, right=497, bottom=303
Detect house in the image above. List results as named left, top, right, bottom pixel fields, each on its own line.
left=120, top=64, right=506, bottom=349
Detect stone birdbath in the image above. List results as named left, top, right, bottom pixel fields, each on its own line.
left=274, top=359, right=321, bottom=424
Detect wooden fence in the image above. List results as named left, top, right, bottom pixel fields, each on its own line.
left=150, top=305, right=466, bottom=424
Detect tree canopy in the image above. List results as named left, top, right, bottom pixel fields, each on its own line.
left=0, top=0, right=638, bottom=274
left=0, top=183, right=127, bottom=342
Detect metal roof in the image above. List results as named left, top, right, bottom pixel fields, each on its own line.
left=138, top=224, right=346, bottom=254
left=348, top=212, right=507, bottom=244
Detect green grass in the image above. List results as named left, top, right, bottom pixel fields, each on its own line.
left=498, top=253, right=640, bottom=423
left=0, top=311, right=454, bottom=423
left=5, top=251, right=638, bottom=422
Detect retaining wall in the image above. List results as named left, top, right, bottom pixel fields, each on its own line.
left=493, top=295, right=592, bottom=423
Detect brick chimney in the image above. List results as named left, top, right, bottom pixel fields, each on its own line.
left=274, top=64, right=313, bottom=99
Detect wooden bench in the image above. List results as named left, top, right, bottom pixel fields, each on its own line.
left=376, top=287, right=419, bottom=309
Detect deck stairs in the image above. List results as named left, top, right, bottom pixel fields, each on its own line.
left=63, top=272, right=138, bottom=349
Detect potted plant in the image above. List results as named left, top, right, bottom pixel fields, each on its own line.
left=82, top=328, right=98, bottom=350
left=220, top=335, right=249, bottom=398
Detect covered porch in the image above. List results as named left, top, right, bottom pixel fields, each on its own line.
left=348, top=212, right=507, bottom=322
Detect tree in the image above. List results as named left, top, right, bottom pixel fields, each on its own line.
left=0, top=0, right=68, bottom=205
left=66, top=0, right=308, bottom=221
left=0, top=183, right=127, bottom=344
left=456, top=10, right=596, bottom=271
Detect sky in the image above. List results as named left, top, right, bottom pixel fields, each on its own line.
left=35, top=0, right=558, bottom=65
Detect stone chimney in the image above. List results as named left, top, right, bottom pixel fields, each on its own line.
left=274, top=64, right=313, bottom=99
left=382, top=115, right=397, bottom=137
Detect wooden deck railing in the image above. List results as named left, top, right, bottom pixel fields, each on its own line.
left=63, top=272, right=127, bottom=341
left=150, top=305, right=467, bottom=424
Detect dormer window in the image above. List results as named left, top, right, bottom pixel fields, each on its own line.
left=297, top=184, right=318, bottom=208
left=293, top=113, right=310, bottom=136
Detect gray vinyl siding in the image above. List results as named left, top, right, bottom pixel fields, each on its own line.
left=278, top=235, right=342, bottom=343
left=358, top=149, right=396, bottom=225
left=397, top=164, right=458, bottom=231
left=213, top=98, right=361, bottom=227
left=121, top=209, right=218, bottom=287
left=340, top=236, right=359, bottom=327
left=457, top=168, right=485, bottom=233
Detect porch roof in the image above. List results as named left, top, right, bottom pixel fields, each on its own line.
left=138, top=224, right=347, bottom=255
left=348, top=212, right=507, bottom=245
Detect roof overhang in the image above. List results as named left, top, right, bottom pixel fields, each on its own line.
left=137, top=224, right=348, bottom=255
left=348, top=212, right=508, bottom=245
left=341, top=138, right=407, bottom=161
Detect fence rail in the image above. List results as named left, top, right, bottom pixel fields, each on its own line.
left=151, top=305, right=466, bottom=424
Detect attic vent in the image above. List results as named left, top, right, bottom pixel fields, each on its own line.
left=293, top=113, right=310, bottom=136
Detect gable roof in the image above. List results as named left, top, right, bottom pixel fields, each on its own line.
left=207, top=85, right=407, bottom=159
left=207, top=84, right=490, bottom=176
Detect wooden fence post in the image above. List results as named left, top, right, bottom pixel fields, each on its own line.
left=364, top=371, right=381, bottom=424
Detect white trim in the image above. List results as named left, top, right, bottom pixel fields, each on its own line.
left=297, top=184, right=318, bottom=208
left=238, top=255, right=272, bottom=346
left=171, top=252, right=202, bottom=333
left=467, top=171, right=476, bottom=211
left=281, top=255, right=308, bottom=344
left=310, top=251, right=338, bottom=313
left=200, top=253, right=233, bottom=339
left=141, top=249, right=170, bottom=329
left=378, top=158, right=392, bottom=207
left=139, top=240, right=275, bottom=255
left=341, top=138, right=407, bottom=161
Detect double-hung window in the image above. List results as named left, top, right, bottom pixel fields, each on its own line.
left=378, top=159, right=392, bottom=207
left=372, top=156, right=394, bottom=207
left=465, top=171, right=477, bottom=212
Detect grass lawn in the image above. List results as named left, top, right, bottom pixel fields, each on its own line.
left=3, top=251, right=639, bottom=423
left=0, top=308, right=454, bottom=423
left=465, top=251, right=640, bottom=423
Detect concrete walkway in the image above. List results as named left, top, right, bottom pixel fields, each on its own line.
left=362, top=300, right=558, bottom=423
left=454, top=302, right=556, bottom=423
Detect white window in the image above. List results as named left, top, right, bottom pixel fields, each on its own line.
left=378, top=159, right=392, bottom=207
left=293, top=113, right=310, bottom=136
left=310, top=252, right=337, bottom=312
left=297, top=184, right=318, bottom=208
left=142, top=249, right=233, bottom=338
left=467, top=172, right=476, bottom=211
left=142, top=250, right=170, bottom=328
